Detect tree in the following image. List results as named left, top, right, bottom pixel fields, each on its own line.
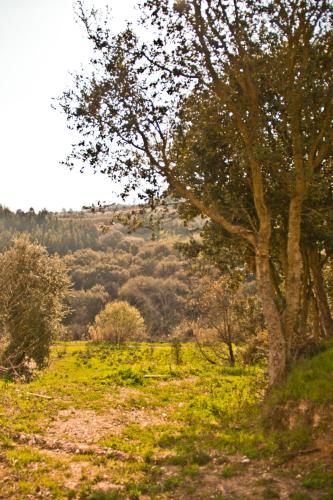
left=119, top=275, right=189, bottom=337
left=63, top=284, right=109, bottom=340
left=64, top=249, right=131, bottom=297
left=0, top=206, right=100, bottom=255
left=0, top=235, right=70, bottom=378
left=89, top=300, right=146, bottom=343
left=188, top=270, right=264, bottom=366
left=60, top=1, right=333, bottom=385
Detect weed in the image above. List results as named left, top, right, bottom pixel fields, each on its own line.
left=6, top=447, right=43, bottom=468
left=302, top=463, right=333, bottom=490
left=88, top=491, right=123, bottom=500
left=163, top=475, right=183, bottom=491
left=262, top=487, right=280, bottom=499
left=221, top=462, right=247, bottom=478
left=255, top=478, right=277, bottom=487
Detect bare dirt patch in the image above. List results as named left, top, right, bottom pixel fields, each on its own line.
left=48, top=408, right=125, bottom=444
left=47, top=405, right=170, bottom=444
left=15, top=401, right=171, bottom=463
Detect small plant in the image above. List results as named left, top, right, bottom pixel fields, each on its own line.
left=163, top=476, right=183, bottom=491
left=289, top=493, right=311, bottom=500
left=302, top=463, right=333, bottom=490
left=262, top=488, right=281, bottom=499
left=171, top=340, right=182, bottom=365
left=221, top=463, right=247, bottom=478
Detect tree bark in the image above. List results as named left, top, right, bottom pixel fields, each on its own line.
left=308, top=248, right=333, bottom=337
left=284, top=195, right=304, bottom=365
left=298, top=256, right=311, bottom=344
left=311, top=292, right=321, bottom=339
left=227, top=341, right=235, bottom=367
left=255, top=241, right=287, bottom=385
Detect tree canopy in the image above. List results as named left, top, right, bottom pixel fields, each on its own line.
left=60, top=0, right=333, bottom=385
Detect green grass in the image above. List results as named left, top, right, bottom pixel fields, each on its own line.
left=261, top=342, right=333, bottom=455
left=6, top=446, right=44, bottom=468
left=0, top=341, right=267, bottom=497
left=0, top=341, right=333, bottom=498
left=302, top=462, right=333, bottom=490
left=220, top=462, right=248, bottom=478
left=268, top=341, right=333, bottom=404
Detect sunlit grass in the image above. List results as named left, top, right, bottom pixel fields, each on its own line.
left=1, top=341, right=333, bottom=498
left=268, top=341, right=333, bottom=404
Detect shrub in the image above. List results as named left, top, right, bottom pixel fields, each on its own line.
left=0, top=235, right=70, bottom=379
left=89, top=300, right=146, bottom=344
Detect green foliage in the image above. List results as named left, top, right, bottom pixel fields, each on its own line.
left=89, top=301, right=146, bottom=344
left=0, top=236, right=70, bottom=378
left=6, top=447, right=43, bottom=469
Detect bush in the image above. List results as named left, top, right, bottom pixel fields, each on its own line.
left=0, top=235, right=70, bottom=379
left=89, top=300, right=146, bottom=344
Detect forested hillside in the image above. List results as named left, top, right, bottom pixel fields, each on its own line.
left=0, top=205, right=198, bottom=341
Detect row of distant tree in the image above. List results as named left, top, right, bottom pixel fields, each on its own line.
left=0, top=206, right=192, bottom=256
left=0, top=206, right=100, bottom=255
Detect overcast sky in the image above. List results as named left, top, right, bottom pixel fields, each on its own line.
left=0, top=0, right=139, bottom=212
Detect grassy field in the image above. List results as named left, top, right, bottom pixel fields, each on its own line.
left=0, top=342, right=333, bottom=499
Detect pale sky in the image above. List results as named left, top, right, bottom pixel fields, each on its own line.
left=0, top=0, right=139, bottom=212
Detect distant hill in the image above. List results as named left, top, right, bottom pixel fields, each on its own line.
left=0, top=204, right=201, bottom=341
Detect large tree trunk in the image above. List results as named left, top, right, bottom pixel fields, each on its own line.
left=255, top=242, right=287, bottom=386
left=284, top=195, right=304, bottom=365
left=308, top=248, right=333, bottom=338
